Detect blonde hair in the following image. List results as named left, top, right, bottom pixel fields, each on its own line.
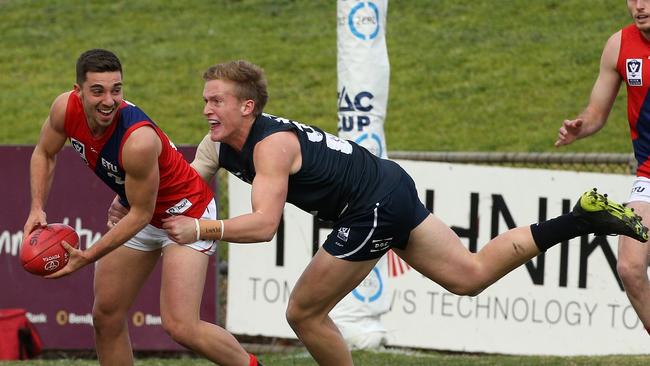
left=203, top=60, right=268, bottom=116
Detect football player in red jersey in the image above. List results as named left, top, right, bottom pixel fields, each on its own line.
left=23, top=49, right=262, bottom=366
left=555, top=0, right=650, bottom=335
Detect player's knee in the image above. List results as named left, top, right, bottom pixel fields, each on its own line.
left=285, top=298, right=310, bottom=330
left=440, top=268, right=487, bottom=296
left=91, top=304, right=126, bottom=334
left=442, top=272, right=487, bottom=296
left=285, top=300, right=301, bottom=329
left=161, top=317, right=192, bottom=344
left=617, top=259, right=647, bottom=291
left=446, top=283, right=484, bottom=297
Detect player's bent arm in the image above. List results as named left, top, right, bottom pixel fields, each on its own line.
left=121, top=133, right=216, bottom=230
left=47, top=128, right=161, bottom=279
left=82, top=127, right=161, bottom=262
left=573, top=31, right=623, bottom=138
left=199, top=132, right=299, bottom=243
left=190, top=133, right=220, bottom=182
left=24, top=93, right=71, bottom=238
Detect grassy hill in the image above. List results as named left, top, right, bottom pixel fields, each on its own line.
left=0, top=0, right=631, bottom=153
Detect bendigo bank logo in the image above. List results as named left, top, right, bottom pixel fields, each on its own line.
left=132, top=311, right=162, bottom=327
left=56, top=310, right=93, bottom=326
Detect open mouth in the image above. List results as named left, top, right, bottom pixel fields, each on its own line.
left=97, top=106, right=115, bottom=117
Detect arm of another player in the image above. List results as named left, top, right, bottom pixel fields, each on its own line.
left=106, top=194, right=129, bottom=228
left=163, top=131, right=299, bottom=244
left=48, top=126, right=161, bottom=278
left=555, top=31, right=623, bottom=147
left=23, top=93, right=70, bottom=242
left=191, top=133, right=220, bottom=182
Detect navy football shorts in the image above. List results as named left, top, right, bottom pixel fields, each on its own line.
left=322, top=170, right=430, bottom=261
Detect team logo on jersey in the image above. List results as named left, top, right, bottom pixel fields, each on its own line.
left=70, top=138, right=88, bottom=165
left=626, top=59, right=642, bottom=86
left=337, top=227, right=350, bottom=242
left=166, top=198, right=193, bottom=215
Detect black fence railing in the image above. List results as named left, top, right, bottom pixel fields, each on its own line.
left=388, top=151, right=636, bottom=175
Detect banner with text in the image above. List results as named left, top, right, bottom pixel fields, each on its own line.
left=227, top=161, right=646, bottom=355
left=337, top=0, right=389, bottom=158
left=0, top=146, right=218, bottom=350
left=336, top=0, right=391, bottom=347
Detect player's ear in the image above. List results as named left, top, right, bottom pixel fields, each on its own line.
left=73, top=83, right=81, bottom=94
left=241, top=99, right=255, bottom=115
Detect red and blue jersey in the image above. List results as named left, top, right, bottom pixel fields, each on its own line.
left=617, top=24, right=650, bottom=178
left=63, top=92, right=213, bottom=228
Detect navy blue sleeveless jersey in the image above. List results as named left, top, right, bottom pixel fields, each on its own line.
left=218, top=114, right=403, bottom=221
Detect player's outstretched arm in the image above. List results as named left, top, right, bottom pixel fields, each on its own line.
left=163, top=132, right=299, bottom=244
left=555, top=31, right=623, bottom=147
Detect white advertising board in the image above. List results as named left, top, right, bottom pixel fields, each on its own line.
left=227, top=161, right=647, bottom=355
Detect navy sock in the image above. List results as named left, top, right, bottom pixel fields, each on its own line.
left=530, top=213, right=592, bottom=252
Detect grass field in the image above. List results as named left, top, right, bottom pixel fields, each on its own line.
left=3, top=349, right=650, bottom=366
left=0, top=0, right=634, bottom=153
left=2, top=0, right=648, bottom=364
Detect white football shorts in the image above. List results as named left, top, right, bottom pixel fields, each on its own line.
left=628, top=176, right=650, bottom=204
left=124, top=199, right=218, bottom=256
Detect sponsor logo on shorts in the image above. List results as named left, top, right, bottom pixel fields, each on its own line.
left=370, top=237, right=392, bottom=253
left=626, top=58, right=642, bottom=86
left=166, top=198, right=192, bottom=215
left=337, top=227, right=350, bottom=242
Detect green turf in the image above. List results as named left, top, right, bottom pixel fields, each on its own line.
left=0, top=0, right=633, bottom=154
left=4, top=349, right=650, bottom=366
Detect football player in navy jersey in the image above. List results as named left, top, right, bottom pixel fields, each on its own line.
left=111, top=60, right=648, bottom=365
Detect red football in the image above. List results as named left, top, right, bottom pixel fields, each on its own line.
left=20, top=223, right=80, bottom=276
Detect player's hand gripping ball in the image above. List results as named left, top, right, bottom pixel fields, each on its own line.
left=20, top=224, right=79, bottom=276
